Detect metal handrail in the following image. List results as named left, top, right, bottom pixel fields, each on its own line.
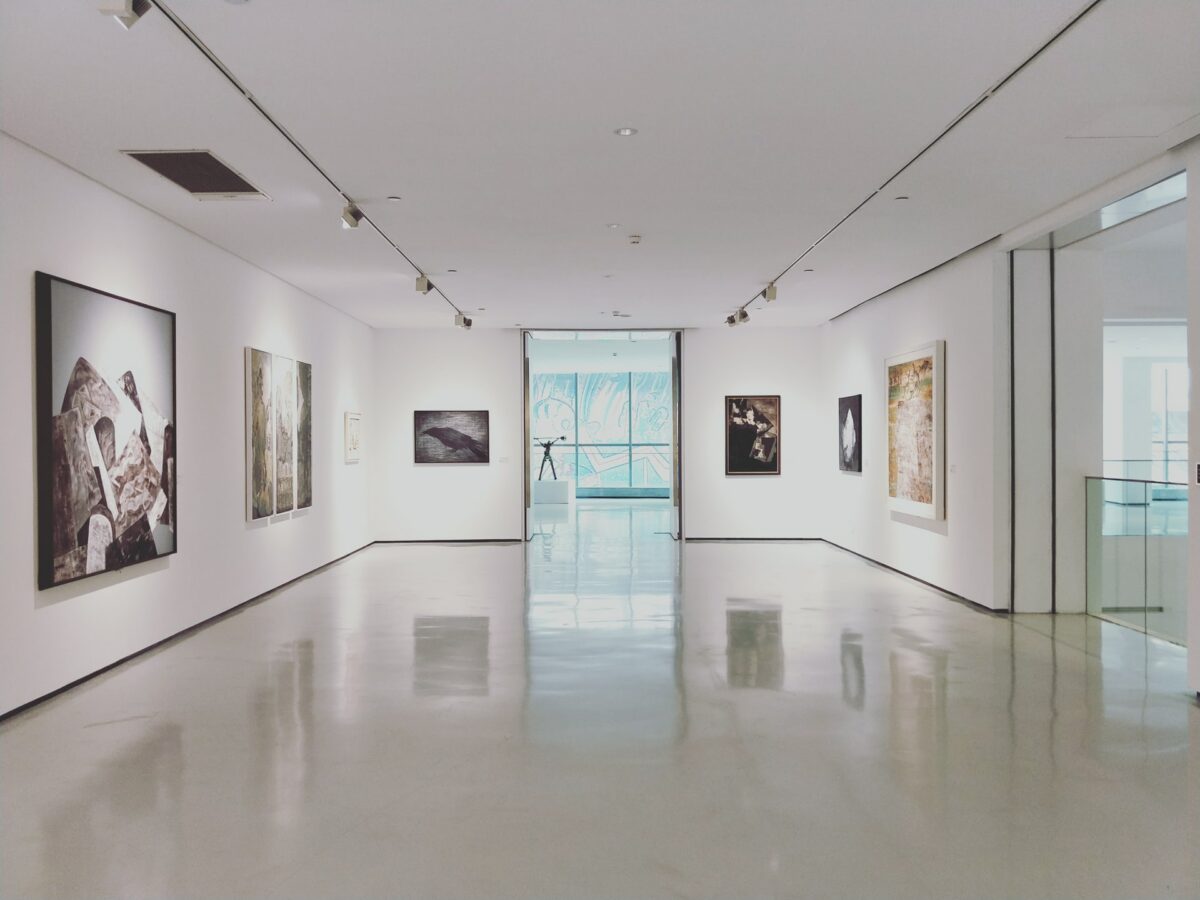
left=1085, top=474, right=1188, bottom=488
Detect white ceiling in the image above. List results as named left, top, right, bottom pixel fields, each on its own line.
left=2, top=1, right=1198, bottom=329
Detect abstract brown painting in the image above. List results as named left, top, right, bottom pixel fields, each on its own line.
left=886, top=341, right=944, bottom=519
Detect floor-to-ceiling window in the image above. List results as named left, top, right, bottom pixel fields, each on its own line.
left=530, top=369, right=673, bottom=497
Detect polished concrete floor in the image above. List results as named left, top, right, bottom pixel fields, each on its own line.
left=2, top=500, right=1197, bottom=898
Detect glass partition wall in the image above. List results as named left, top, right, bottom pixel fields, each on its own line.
left=1053, top=174, right=1189, bottom=643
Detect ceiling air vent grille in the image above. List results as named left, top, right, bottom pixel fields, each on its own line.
left=122, top=150, right=268, bottom=200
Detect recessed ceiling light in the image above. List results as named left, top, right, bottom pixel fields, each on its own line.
left=446, top=268, right=458, bottom=273
left=477, top=307, right=486, bottom=312
left=803, top=268, right=814, bottom=272
left=613, top=127, right=638, bottom=137
left=894, top=195, right=909, bottom=200
left=606, top=223, right=621, bottom=229
left=387, top=195, right=402, bottom=202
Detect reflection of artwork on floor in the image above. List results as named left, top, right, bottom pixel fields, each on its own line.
left=274, top=356, right=296, bottom=512
left=886, top=340, right=944, bottom=519
left=839, top=394, right=862, bottom=473
left=725, top=395, right=780, bottom=475
left=247, top=349, right=273, bottom=519
left=414, top=410, right=490, bottom=463
left=36, top=272, right=176, bottom=589
left=413, top=616, right=490, bottom=696
left=344, top=411, right=362, bottom=463
left=296, top=360, right=312, bottom=509
left=726, top=605, right=783, bottom=689
left=245, top=348, right=312, bottom=520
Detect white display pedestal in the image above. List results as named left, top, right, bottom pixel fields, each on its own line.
left=533, top=478, right=573, bottom=505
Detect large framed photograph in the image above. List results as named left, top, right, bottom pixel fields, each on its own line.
left=414, top=410, right=490, bottom=464
left=725, top=395, right=780, bottom=475
left=886, top=340, right=945, bottom=519
left=35, top=272, right=177, bottom=589
left=838, top=394, right=862, bottom=473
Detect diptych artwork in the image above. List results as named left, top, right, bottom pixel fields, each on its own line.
left=838, top=394, right=862, bottom=473
left=725, top=395, right=780, bottom=475
left=886, top=340, right=944, bottom=519
left=414, top=410, right=490, bottom=463
left=344, top=411, right=362, bottom=463
left=35, top=273, right=176, bottom=589
left=246, top=348, right=312, bottom=520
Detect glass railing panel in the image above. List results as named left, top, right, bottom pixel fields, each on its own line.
left=1146, top=483, right=1188, bottom=644
left=1085, top=476, right=1188, bottom=646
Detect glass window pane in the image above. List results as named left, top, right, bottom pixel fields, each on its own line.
left=578, top=373, right=629, bottom=444
left=631, top=372, right=672, bottom=444
left=631, top=445, right=671, bottom=488
left=577, top=445, right=630, bottom=488
left=531, top=373, right=577, bottom=444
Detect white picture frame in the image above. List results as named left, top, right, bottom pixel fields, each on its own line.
left=885, top=340, right=945, bottom=520
left=344, top=411, right=362, bottom=463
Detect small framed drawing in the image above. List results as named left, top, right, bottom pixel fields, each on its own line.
left=344, top=411, right=362, bottom=463
left=886, top=340, right=945, bottom=519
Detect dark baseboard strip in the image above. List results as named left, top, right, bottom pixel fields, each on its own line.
left=819, top=539, right=1008, bottom=617
left=374, top=538, right=523, bottom=545
left=0, top=541, right=374, bottom=724
left=685, top=537, right=823, bottom=542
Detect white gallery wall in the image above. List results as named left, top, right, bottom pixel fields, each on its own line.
left=0, top=135, right=374, bottom=715
left=682, top=326, right=824, bottom=539
left=371, top=328, right=524, bottom=541
left=817, top=243, right=1010, bottom=611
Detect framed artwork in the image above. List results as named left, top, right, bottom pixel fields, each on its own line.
left=245, top=348, right=312, bottom=519
left=246, top=348, right=273, bottom=519
left=838, top=394, right=862, bottom=473
left=345, top=411, right=362, bottom=463
left=35, top=272, right=177, bottom=589
left=414, top=410, right=490, bottom=463
left=725, top=395, right=780, bottom=475
left=886, top=340, right=945, bottom=519
left=296, top=360, right=312, bottom=509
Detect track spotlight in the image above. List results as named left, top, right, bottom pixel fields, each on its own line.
left=725, top=315, right=737, bottom=327
left=100, top=0, right=150, bottom=29
left=415, top=274, right=432, bottom=294
left=454, top=313, right=473, bottom=329
left=341, top=203, right=363, bottom=229
left=737, top=308, right=750, bottom=324
left=764, top=282, right=777, bottom=302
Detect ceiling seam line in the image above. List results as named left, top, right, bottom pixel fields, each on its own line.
left=148, top=0, right=463, bottom=317
left=735, top=0, right=1108, bottom=320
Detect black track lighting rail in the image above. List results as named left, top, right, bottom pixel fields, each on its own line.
left=148, top=0, right=463, bottom=317
left=729, top=0, right=1106, bottom=324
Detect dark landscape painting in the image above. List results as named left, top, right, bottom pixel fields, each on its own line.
left=296, top=360, right=312, bottom=509
left=247, top=348, right=273, bottom=519
left=839, top=394, right=862, bottom=473
left=274, top=356, right=296, bottom=512
left=36, top=272, right=176, bottom=589
left=725, top=395, right=780, bottom=475
left=414, top=410, right=490, bottom=464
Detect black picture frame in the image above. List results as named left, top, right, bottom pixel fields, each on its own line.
left=35, top=272, right=178, bottom=589
left=725, top=395, right=780, bottom=476
left=414, top=410, right=491, bottom=464
left=838, top=394, right=862, bottom=472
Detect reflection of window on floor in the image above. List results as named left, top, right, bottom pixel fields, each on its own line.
left=530, top=371, right=672, bottom=497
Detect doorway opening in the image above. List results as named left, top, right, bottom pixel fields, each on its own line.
left=522, top=330, right=682, bottom=541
